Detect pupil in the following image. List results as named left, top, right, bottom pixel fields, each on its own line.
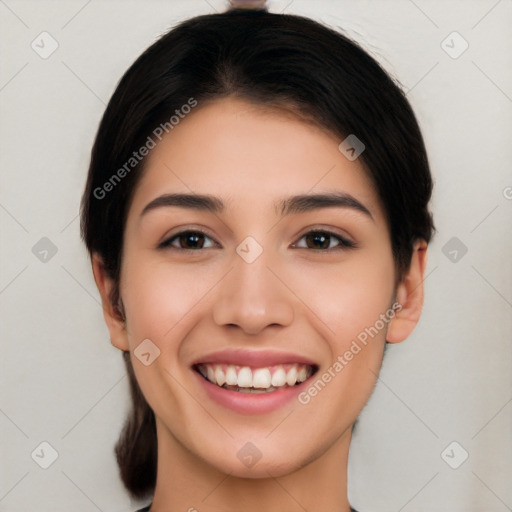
left=308, top=232, right=329, bottom=249
left=183, top=232, right=203, bottom=249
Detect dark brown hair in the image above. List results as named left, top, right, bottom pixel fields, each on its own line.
left=80, top=7, right=434, bottom=499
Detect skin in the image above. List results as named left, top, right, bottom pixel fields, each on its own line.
left=93, top=97, right=427, bottom=512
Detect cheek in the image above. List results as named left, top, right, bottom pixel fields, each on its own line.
left=120, top=255, right=220, bottom=347
left=119, top=255, right=217, bottom=414
left=292, top=250, right=396, bottom=421
left=291, top=250, right=396, bottom=349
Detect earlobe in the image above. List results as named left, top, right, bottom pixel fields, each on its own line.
left=91, top=254, right=130, bottom=351
left=386, top=240, right=428, bottom=344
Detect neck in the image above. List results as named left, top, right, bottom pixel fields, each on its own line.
left=149, top=418, right=353, bottom=512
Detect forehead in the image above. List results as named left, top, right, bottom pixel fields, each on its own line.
left=129, top=97, right=383, bottom=221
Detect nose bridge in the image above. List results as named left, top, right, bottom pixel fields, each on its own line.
left=212, top=243, right=294, bottom=334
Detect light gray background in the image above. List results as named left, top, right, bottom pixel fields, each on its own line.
left=1, top=1, right=511, bottom=511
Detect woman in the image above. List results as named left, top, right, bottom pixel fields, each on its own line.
left=80, top=4, right=434, bottom=511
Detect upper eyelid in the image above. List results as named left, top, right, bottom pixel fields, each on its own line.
left=158, top=225, right=220, bottom=246
left=294, top=225, right=354, bottom=242
left=291, top=230, right=356, bottom=249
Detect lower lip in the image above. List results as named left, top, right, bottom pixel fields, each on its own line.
left=193, top=370, right=312, bottom=415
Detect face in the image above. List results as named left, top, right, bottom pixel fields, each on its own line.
left=105, top=97, right=406, bottom=478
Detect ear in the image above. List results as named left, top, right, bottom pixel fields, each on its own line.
left=386, top=240, right=428, bottom=344
left=91, top=254, right=130, bottom=351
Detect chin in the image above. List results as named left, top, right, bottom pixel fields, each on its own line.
left=209, top=451, right=308, bottom=479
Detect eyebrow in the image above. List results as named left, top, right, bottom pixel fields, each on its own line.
left=140, top=192, right=373, bottom=220
left=278, top=192, right=373, bottom=219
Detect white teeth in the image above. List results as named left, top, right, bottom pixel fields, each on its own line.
left=286, top=366, right=298, bottom=386
left=237, top=367, right=253, bottom=387
left=252, top=368, right=271, bottom=389
left=225, top=365, right=238, bottom=385
left=214, top=366, right=226, bottom=387
left=199, top=363, right=314, bottom=391
left=271, top=366, right=286, bottom=387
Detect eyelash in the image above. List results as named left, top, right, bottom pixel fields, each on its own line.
left=158, top=229, right=356, bottom=252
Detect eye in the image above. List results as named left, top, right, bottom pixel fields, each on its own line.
left=158, top=230, right=217, bottom=250
left=293, top=229, right=356, bottom=251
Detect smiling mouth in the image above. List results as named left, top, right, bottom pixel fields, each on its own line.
left=194, top=363, right=318, bottom=393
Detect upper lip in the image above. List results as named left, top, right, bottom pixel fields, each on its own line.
left=191, top=348, right=318, bottom=368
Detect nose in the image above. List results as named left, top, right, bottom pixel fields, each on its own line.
left=212, top=250, right=294, bottom=336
